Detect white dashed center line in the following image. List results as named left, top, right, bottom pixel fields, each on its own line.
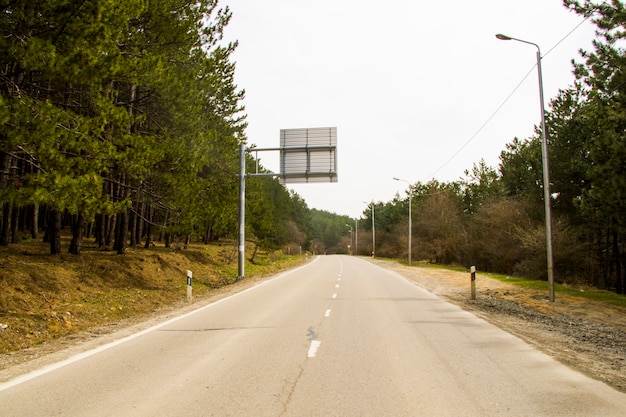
left=308, top=265, right=344, bottom=359
left=308, top=340, right=322, bottom=358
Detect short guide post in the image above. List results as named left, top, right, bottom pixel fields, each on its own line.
left=186, top=270, right=193, bottom=303
left=470, top=265, right=476, bottom=300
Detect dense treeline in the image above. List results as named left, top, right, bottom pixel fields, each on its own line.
left=308, top=209, right=354, bottom=255
left=2, top=1, right=625, bottom=295
left=355, top=1, right=626, bottom=294
left=0, top=0, right=310, bottom=256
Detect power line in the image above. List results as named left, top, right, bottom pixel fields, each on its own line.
left=423, top=66, right=535, bottom=181
left=545, top=5, right=597, bottom=57
left=422, top=10, right=596, bottom=182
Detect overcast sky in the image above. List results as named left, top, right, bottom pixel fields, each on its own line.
left=221, top=0, right=597, bottom=219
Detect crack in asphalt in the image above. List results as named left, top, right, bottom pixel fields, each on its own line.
left=306, top=326, right=318, bottom=341
left=278, top=326, right=320, bottom=416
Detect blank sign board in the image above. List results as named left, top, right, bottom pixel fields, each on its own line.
left=279, top=127, right=338, bottom=184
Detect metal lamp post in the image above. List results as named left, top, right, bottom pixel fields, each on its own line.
left=496, top=33, right=555, bottom=302
left=393, top=177, right=412, bottom=265
left=345, top=224, right=353, bottom=255
left=355, top=219, right=358, bottom=256
left=363, top=201, right=375, bottom=257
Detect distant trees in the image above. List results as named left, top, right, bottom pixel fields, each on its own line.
left=308, top=209, right=353, bottom=255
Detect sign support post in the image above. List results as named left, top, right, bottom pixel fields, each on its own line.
left=237, top=144, right=246, bottom=281
left=237, top=127, right=337, bottom=281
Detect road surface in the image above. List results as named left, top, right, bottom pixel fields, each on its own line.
left=1, top=255, right=625, bottom=416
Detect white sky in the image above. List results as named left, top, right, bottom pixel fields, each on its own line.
left=221, top=0, right=597, bottom=218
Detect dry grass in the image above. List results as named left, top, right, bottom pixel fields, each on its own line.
left=0, top=237, right=305, bottom=354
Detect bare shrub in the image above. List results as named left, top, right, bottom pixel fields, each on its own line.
left=414, top=192, right=465, bottom=264
left=513, top=219, right=593, bottom=284
left=219, top=246, right=238, bottom=264
left=465, top=198, right=532, bottom=274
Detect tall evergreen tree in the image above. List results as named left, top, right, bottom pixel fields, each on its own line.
left=564, top=0, right=626, bottom=292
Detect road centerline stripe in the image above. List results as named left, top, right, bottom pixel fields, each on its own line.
left=307, top=340, right=322, bottom=358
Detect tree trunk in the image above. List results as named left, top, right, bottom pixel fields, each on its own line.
left=31, top=204, right=39, bottom=239
left=0, top=201, right=11, bottom=246
left=250, top=242, right=258, bottom=264
left=17, top=205, right=27, bottom=236
left=203, top=224, right=211, bottom=244
left=105, top=214, right=116, bottom=250
left=115, top=210, right=128, bottom=254
left=144, top=206, right=153, bottom=248
left=618, top=252, right=626, bottom=295
left=0, top=152, right=11, bottom=246
left=10, top=203, right=18, bottom=243
left=135, top=201, right=145, bottom=246
left=94, top=213, right=104, bottom=249
left=129, top=206, right=137, bottom=247
left=69, top=212, right=86, bottom=255
left=613, top=229, right=623, bottom=295
left=49, top=209, right=62, bottom=254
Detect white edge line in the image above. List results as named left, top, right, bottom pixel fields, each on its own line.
left=0, top=256, right=321, bottom=392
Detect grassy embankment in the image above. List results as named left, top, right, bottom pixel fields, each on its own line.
left=393, top=259, right=626, bottom=308
left=0, top=237, right=307, bottom=354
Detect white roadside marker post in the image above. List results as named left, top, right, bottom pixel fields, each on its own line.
left=186, top=270, right=193, bottom=303
left=470, top=266, right=476, bottom=300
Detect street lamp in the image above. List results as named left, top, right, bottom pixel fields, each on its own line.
left=345, top=224, right=352, bottom=255
left=393, top=178, right=412, bottom=265
left=363, top=201, right=375, bottom=257
left=354, top=219, right=358, bottom=256
left=496, top=33, right=555, bottom=302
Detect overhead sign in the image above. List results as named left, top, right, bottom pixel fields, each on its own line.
left=279, top=127, right=338, bottom=184
left=237, top=127, right=338, bottom=280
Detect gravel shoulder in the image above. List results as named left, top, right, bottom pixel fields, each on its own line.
left=370, top=259, right=626, bottom=394
left=2, top=257, right=625, bottom=394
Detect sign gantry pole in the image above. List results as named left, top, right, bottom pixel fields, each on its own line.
left=237, top=143, right=246, bottom=280
left=237, top=127, right=337, bottom=281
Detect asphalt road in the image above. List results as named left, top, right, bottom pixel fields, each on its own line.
left=1, top=255, right=625, bottom=416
